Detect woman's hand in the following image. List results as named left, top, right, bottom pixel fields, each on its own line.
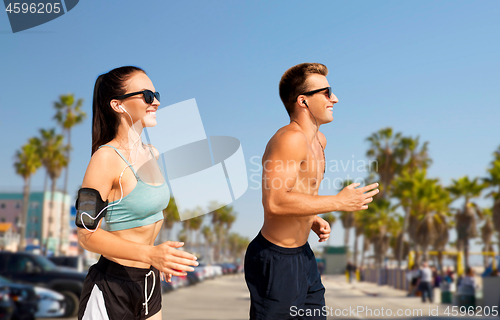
left=160, top=272, right=172, bottom=282
left=148, top=241, right=198, bottom=277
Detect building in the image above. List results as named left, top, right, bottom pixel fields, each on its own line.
left=0, top=223, right=19, bottom=251
left=323, top=245, right=348, bottom=274
left=0, top=190, right=71, bottom=254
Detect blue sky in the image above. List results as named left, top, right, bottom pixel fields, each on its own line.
left=1, top=1, right=499, bottom=262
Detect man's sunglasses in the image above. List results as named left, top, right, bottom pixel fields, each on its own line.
left=112, top=90, right=160, bottom=104
left=299, top=86, right=332, bottom=99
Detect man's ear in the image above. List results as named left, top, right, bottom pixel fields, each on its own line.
left=295, top=95, right=308, bottom=108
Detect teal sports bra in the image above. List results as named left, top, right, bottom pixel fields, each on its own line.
left=98, top=144, right=170, bottom=231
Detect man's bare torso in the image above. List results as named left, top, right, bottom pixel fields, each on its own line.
left=261, top=123, right=326, bottom=247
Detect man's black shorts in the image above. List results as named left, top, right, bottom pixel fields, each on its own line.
left=78, top=255, right=161, bottom=320
left=244, top=231, right=326, bottom=320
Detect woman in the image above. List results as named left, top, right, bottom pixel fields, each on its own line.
left=77, top=66, right=198, bottom=320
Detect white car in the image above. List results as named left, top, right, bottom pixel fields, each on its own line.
left=34, top=286, right=65, bottom=318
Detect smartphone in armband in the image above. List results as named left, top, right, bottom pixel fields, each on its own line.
left=75, top=188, right=108, bottom=229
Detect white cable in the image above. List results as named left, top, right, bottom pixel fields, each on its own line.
left=80, top=105, right=143, bottom=232
left=80, top=167, right=127, bottom=233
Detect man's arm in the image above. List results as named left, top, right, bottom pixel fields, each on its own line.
left=262, top=130, right=378, bottom=217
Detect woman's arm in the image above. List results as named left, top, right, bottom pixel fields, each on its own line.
left=77, top=148, right=197, bottom=276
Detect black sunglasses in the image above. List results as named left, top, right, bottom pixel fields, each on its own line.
left=112, top=90, right=160, bottom=104
left=299, top=86, right=332, bottom=99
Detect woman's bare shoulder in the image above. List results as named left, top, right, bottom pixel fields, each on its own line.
left=81, top=146, right=120, bottom=199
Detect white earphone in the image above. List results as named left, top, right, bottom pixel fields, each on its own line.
left=79, top=104, right=143, bottom=233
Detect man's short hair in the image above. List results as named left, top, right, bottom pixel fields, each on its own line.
left=279, top=63, right=328, bottom=116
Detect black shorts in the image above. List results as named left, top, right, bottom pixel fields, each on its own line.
left=244, top=232, right=326, bottom=320
left=78, top=256, right=162, bottom=320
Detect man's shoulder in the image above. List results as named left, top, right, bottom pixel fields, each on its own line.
left=272, top=127, right=308, bottom=146
left=267, top=128, right=308, bottom=155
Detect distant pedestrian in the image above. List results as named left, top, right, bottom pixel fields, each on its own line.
left=407, top=265, right=419, bottom=296
left=417, top=261, right=434, bottom=303
left=458, top=267, right=478, bottom=292
left=431, top=266, right=441, bottom=288
left=346, top=261, right=356, bottom=283
left=444, top=266, right=454, bottom=283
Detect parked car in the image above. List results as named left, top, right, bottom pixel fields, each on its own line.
left=0, top=252, right=86, bottom=317
left=0, top=275, right=37, bottom=320
left=0, top=285, right=14, bottom=320
left=186, top=270, right=202, bottom=285
left=189, top=266, right=206, bottom=282
left=48, top=256, right=85, bottom=273
left=34, top=286, right=65, bottom=318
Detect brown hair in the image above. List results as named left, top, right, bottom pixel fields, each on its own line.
left=279, top=63, right=328, bottom=116
left=91, top=66, right=146, bottom=155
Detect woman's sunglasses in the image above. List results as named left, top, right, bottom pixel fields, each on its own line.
left=112, top=90, right=160, bottom=104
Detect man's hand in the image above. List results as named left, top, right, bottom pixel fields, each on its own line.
left=335, top=182, right=379, bottom=211
left=312, top=215, right=331, bottom=242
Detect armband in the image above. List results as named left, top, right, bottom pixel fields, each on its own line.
left=75, top=188, right=108, bottom=229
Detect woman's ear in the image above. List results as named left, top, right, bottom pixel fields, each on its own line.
left=109, top=99, right=123, bottom=113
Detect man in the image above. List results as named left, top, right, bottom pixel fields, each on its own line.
left=244, top=63, right=379, bottom=320
left=417, top=261, right=434, bottom=303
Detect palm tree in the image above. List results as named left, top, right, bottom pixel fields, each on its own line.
left=480, top=208, right=495, bottom=268
left=181, top=219, right=191, bottom=249
left=221, top=207, right=236, bottom=260
left=162, top=197, right=179, bottom=242
left=322, top=212, right=336, bottom=246
left=353, top=223, right=364, bottom=267
left=14, top=140, right=42, bottom=250
left=366, top=127, right=402, bottom=199
left=339, top=211, right=355, bottom=248
left=390, top=216, right=409, bottom=262
left=338, top=180, right=355, bottom=249
left=202, top=226, right=215, bottom=263
left=433, top=212, right=450, bottom=273
left=415, top=177, right=450, bottom=263
left=392, top=173, right=414, bottom=266
left=189, top=214, right=204, bottom=254
left=211, top=205, right=236, bottom=262
left=358, top=198, right=397, bottom=283
left=36, top=129, right=68, bottom=255
left=362, top=198, right=397, bottom=267
left=54, top=94, right=86, bottom=255
left=227, top=233, right=250, bottom=263
left=391, top=136, right=432, bottom=267
left=448, top=176, right=486, bottom=269
left=177, top=229, right=187, bottom=244
left=360, top=236, right=370, bottom=268
left=484, top=145, right=500, bottom=256
left=395, top=136, right=432, bottom=175
left=394, top=170, right=451, bottom=264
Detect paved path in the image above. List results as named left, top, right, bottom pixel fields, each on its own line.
left=43, top=273, right=498, bottom=319
left=322, top=275, right=498, bottom=320
left=162, top=274, right=250, bottom=320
